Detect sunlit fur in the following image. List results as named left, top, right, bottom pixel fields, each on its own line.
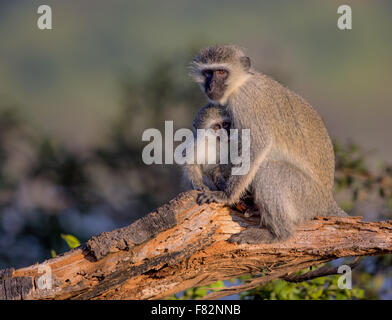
left=190, top=44, right=347, bottom=244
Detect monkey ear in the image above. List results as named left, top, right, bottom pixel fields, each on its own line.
left=240, top=56, right=251, bottom=71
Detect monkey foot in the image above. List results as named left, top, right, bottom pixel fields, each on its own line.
left=227, top=228, right=275, bottom=244
left=196, top=190, right=227, bottom=205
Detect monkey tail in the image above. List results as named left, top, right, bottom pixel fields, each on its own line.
left=329, top=200, right=348, bottom=217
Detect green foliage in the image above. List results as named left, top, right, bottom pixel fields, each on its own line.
left=51, top=234, right=80, bottom=257
left=167, top=268, right=366, bottom=300
left=334, top=140, right=392, bottom=219
left=242, top=272, right=364, bottom=300
left=167, top=281, right=225, bottom=300
left=61, top=234, right=81, bottom=249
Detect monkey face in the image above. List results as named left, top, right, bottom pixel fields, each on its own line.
left=202, top=69, right=229, bottom=101
left=211, top=120, right=231, bottom=136
left=190, top=45, right=252, bottom=104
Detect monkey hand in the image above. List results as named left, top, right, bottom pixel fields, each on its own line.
left=193, top=184, right=210, bottom=192
left=196, top=190, right=228, bottom=205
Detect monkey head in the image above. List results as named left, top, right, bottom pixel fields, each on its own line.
left=190, top=45, right=251, bottom=104
left=192, top=104, right=231, bottom=136
left=192, top=104, right=232, bottom=165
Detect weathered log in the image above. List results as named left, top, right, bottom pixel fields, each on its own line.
left=1, top=190, right=391, bottom=300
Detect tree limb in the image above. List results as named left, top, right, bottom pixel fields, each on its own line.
left=1, top=190, right=391, bottom=300
left=282, top=257, right=361, bottom=283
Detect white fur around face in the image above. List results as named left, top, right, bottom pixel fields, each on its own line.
left=190, top=62, right=251, bottom=105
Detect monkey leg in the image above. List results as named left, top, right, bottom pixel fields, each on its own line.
left=228, top=160, right=335, bottom=244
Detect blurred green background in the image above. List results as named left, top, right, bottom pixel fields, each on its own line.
left=0, top=0, right=391, bottom=299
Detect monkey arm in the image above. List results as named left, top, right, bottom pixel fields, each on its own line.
left=182, top=163, right=210, bottom=191
left=197, top=139, right=272, bottom=205
left=181, top=141, right=210, bottom=191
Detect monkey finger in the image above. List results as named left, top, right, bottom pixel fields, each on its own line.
left=195, top=186, right=209, bottom=192
left=196, top=191, right=224, bottom=205
left=196, top=193, right=212, bottom=205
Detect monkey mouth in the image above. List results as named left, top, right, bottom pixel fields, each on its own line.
left=205, top=87, right=225, bottom=101
left=206, top=91, right=221, bottom=101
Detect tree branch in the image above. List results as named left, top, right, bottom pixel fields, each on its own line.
left=282, top=257, right=361, bottom=283
left=1, top=190, right=391, bottom=300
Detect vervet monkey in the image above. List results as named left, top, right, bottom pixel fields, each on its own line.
left=182, top=104, right=232, bottom=192
left=190, top=44, right=347, bottom=244
left=182, top=104, right=257, bottom=217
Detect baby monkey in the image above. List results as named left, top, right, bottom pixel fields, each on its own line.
left=182, top=104, right=257, bottom=217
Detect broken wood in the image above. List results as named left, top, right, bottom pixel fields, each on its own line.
left=1, top=190, right=392, bottom=300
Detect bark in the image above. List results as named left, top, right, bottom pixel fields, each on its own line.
left=1, top=190, right=391, bottom=300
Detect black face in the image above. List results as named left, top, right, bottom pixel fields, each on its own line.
left=202, top=69, right=229, bottom=101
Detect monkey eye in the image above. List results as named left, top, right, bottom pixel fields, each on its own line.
left=216, top=70, right=228, bottom=77
left=202, top=70, right=213, bottom=78
left=212, top=124, right=221, bottom=131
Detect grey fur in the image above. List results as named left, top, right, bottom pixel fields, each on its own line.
left=191, top=45, right=347, bottom=244
left=192, top=44, right=245, bottom=64
left=183, top=104, right=232, bottom=192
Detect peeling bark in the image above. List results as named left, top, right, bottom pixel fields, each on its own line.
left=1, top=190, right=391, bottom=300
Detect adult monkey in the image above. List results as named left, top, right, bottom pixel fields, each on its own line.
left=190, top=44, right=347, bottom=244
